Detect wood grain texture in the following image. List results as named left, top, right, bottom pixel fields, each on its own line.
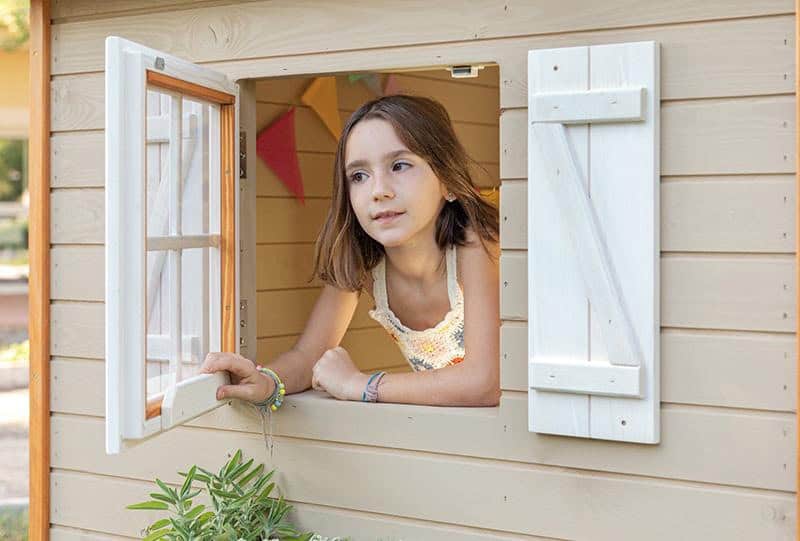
left=501, top=251, right=796, bottom=332
left=51, top=361, right=795, bottom=492
left=50, top=0, right=792, bottom=76
left=49, top=415, right=795, bottom=539
left=501, top=176, right=797, bottom=253
left=500, top=96, right=796, bottom=179
left=29, top=1, right=51, bottom=540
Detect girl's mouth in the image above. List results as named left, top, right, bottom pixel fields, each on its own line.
left=373, top=211, right=405, bottom=224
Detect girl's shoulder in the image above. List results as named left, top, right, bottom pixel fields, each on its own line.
left=459, top=226, right=500, bottom=265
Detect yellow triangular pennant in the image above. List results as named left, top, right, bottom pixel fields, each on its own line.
left=301, top=76, right=342, bottom=141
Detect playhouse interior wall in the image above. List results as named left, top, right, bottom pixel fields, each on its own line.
left=251, top=69, right=500, bottom=374
left=46, top=1, right=796, bottom=539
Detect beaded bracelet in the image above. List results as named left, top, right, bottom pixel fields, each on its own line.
left=253, top=365, right=286, bottom=412
left=361, top=371, right=387, bottom=403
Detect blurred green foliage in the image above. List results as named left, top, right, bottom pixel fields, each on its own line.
left=0, top=0, right=29, bottom=52
left=0, top=139, right=25, bottom=202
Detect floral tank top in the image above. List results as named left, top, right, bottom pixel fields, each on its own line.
left=368, top=244, right=466, bottom=371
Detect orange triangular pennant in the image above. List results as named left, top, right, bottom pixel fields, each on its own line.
left=301, top=76, right=342, bottom=141
left=383, top=74, right=402, bottom=95
left=256, top=107, right=305, bottom=204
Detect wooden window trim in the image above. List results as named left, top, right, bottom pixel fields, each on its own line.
left=29, top=1, right=50, bottom=540
left=141, top=74, right=237, bottom=420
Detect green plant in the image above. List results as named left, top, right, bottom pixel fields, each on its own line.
left=0, top=339, right=28, bottom=364
left=0, top=504, right=28, bottom=541
left=127, top=450, right=317, bottom=541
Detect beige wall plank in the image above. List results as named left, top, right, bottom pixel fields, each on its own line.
left=256, top=198, right=329, bottom=244
left=256, top=69, right=500, bottom=125
left=500, top=324, right=796, bottom=412
left=51, top=525, right=136, bottom=540
left=256, top=288, right=377, bottom=337
left=51, top=74, right=103, bottom=132
left=500, top=251, right=796, bottom=332
left=51, top=0, right=792, bottom=76
left=51, top=246, right=104, bottom=301
left=50, top=470, right=553, bottom=541
left=51, top=189, right=104, bottom=244
left=51, top=415, right=796, bottom=538
left=661, top=254, right=795, bottom=332
left=500, top=97, right=795, bottom=179
left=256, top=244, right=321, bottom=290
left=51, top=364, right=796, bottom=491
left=257, top=327, right=408, bottom=372
left=499, top=251, right=526, bottom=321
left=51, top=0, right=244, bottom=21
left=498, top=15, right=795, bottom=107
left=257, top=152, right=335, bottom=198
left=501, top=176, right=797, bottom=253
left=51, top=131, right=104, bottom=188
left=51, top=302, right=104, bottom=359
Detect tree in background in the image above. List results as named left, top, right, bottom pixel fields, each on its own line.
left=0, top=140, right=24, bottom=202
left=0, top=0, right=29, bottom=52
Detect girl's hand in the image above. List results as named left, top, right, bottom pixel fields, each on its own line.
left=311, top=347, right=369, bottom=401
left=200, top=352, right=275, bottom=403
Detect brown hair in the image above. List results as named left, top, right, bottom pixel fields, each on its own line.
left=312, top=94, right=499, bottom=291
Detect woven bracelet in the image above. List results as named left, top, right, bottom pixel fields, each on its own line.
left=254, top=365, right=286, bottom=412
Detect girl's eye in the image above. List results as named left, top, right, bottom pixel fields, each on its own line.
left=350, top=171, right=367, bottom=183
left=392, top=161, right=411, bottom=172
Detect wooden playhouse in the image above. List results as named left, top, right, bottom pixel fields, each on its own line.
left=27, top=0, right=798, bottom=539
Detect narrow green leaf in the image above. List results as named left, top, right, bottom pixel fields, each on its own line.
left=126, top=500, right=169, bottom=511
left=180, top=465, right=197, bottom=497
left=147, top=518, right=171, bottom=531
left=142, top=528, right=171, bottom=541
left=184, top=504, right=205, bottom=520
left=229, top=458, right=254, bottom=481
left=155, top=478, right=178, bottom=500
left=149, top=492, right=174, bottom=504
left=238, top=463, right=264, bottom=487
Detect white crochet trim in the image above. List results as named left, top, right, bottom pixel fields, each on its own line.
left=368, top=245, right=466, bottom=371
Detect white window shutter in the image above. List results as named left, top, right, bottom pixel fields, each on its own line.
left=527, top=41, right=660, bottom=444
left=105, top=36, right=239, bottom=454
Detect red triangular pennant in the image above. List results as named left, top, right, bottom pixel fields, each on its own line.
left=256, top=107, right=305, bottom=204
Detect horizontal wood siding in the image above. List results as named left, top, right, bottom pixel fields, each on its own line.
left=47, top=1, right=796, bottom=538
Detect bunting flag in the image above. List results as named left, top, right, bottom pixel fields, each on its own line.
left=256, top=107, right=305, bottom=203
left=383, top=74, right=402, bottom=96
left=480, top=187, right=499, bottom=207
left=301, top=76, right=342, bottom=141
left=348, top=73, right=370, bottom=84
left=361, top=73, right=383, bottom=96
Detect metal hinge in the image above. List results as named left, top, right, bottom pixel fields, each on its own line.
left=239, top=131, right=247, bottom=179
left=239, top=299, right=248, bottom=348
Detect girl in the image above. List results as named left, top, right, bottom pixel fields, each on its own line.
left=201, top=94, right=500, bottom=408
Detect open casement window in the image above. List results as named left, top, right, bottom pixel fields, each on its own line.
left=105, top=36, right=239, bottom=454
left=527, top=41, right=660, bottom=444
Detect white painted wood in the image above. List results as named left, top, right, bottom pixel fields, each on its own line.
left=146, top=234, right=220, bottom=250
left=530, top=87, right=645, bottom=124
left=105, top=36, right=238, bottom=454
left=527, top=44, right=590, bottom=438
left=530, top=361, right=641, bottom=397
left=528, top=41, right=660, bottom=443
left=531, top=122, right=644, bottom=369
left=160, top=372, right=228, bottom=428
left=146, top=334, right=201, bottom=362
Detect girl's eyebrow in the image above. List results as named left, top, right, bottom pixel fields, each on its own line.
left=345, top=149, right=411, bottom=172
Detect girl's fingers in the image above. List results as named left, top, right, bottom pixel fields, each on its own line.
left=216, top=383, right=255, bottom=401
left=201, top=352, right=252, bottom=377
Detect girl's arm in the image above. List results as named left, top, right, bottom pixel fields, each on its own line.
left=375, top=231, right=501, bottom=407
left=201, top=284, right=360, bottom=402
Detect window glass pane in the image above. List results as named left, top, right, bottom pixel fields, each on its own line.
left=181, top=98, right=213, bottom=236
left=145, top=88, right=172, bottom=239
left=145, top=249, right=171, bottom=399
left=180, top=247, right=216, bottom=379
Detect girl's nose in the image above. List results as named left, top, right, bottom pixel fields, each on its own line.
left=371, top=173, right=394, bottom=200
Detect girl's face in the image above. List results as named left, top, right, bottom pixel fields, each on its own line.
left=344, top=118, right=449, bottom=248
